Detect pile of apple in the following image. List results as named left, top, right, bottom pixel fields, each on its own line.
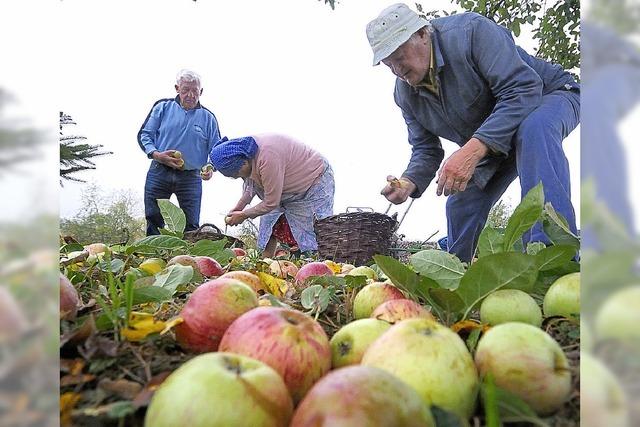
left=134, top=253, right=581, bottom=427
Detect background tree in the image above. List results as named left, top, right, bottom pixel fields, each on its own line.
left=60, top=183, right=145, bottom=245
left=0, top=90, right=41, bottom=171
left=60, top=111, right=112, bottom=185
left=486, top=199, right=513, bottom=230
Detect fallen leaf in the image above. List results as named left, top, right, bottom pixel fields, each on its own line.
left=324, top=260, right=341, bottom=274
left=132, top=371, right=172, bottom=408
left=60, top=374, right=96, bottom=387
left=451, top=319, right=491, bottom=334
left=60, top=392, right=81, bottom=426
left=120, top=312, right=166, bottom=342
left=160, top=316, right=183, bottom=335
left=256, top=272, right=289, bottom=298
left=60, top=358, right=85, bottom=376
left=98, top=378, right=143, bottom=400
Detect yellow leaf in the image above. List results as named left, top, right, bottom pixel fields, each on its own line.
left=160, top=316, right=184, bottom=335
left=256, top=272, right=289, bottom=298
left=121, top=312, right=166, bottom=342
left=60, top=392, right=81, bottom=426
left=323, top=260, right=341, bottom=274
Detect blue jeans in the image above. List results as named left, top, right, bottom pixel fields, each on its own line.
left=445, top=87, right=580, bottom=262
left=144, top=161, right=202, bottom=235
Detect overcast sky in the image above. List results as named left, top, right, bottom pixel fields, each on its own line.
left=1, top=0, right=588, bottom=240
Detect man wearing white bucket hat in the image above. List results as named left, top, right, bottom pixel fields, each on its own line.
left=368, top=3, right=580, bottom=262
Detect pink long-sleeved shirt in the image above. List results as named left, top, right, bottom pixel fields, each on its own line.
left=240, top=133, right=325, bottom=218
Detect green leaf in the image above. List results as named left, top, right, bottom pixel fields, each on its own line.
left=60, top=243, right=84, bottom=253
left=344, top=275, right=367, bottom=290
left=265, top=293, right=286, bottom=308
left=477, top=227, right=504, bottom=258
left=430, top=406, right=465, bottom=427
left=374, top=255, right=445, bottom=320
left=457, top=253, right=538, bottom=319
left=480, top=377, right=548, bottom=426
left=512, top=21, right=521, bottom=37
left=542, top=203, right=580, bottom=249
left=503, top=183, right=544, bottom=251
left=410, top=249, right=466, bottom=290
left=158, top=199, right=186, bottom=234
left=369, top=264, right=388, bottom=281
left=152, top=264, right=194, bottom=295
left=132, top=286, right=173, bottom=305
left=190, top=239, right=235, bottom=265
left=466, top=328, right=482, bottom=354
left=159, top=228, right=183, bottom=238
left=129, top=235, right=188, bottom=252
left=526, top=242, right=546, bottom=255
left=429, top=288, right=465, bottom=316
left=97, top=258, right=125, bottom=274
left=535, top=245, right=577, bottom=271
left=301, top=285, right=324, bottom=310
left=482, top=373, right=501, bottom=427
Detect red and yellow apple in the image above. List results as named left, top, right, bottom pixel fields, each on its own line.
left=353, top=282, right=404, bottom=319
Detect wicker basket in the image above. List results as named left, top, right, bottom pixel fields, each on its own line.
left=183, top=223, right=245, bottom=248
left=314, top=207, right=398, bottom=266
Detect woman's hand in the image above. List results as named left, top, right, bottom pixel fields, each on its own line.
left=225, top=211, right=248, bottom=226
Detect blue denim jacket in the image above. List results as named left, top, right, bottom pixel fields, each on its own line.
left=396, top=13, right=578, bottom=196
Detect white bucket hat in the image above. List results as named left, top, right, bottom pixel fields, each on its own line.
left=366, top=3, right=429, bottom=66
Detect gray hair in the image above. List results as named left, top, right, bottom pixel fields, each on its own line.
left=176, top=69, right=201, bottom=87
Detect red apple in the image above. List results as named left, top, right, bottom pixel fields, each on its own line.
left=291, top=366, right=435, bottom=427
left=60, top=273, right=80, bottom=321
left=370, top=299, right=434, bottom=324
left=145, top=352, right=293, bottom=427
left=232, top=247, right=247, bottom=257
left=167, top=254, right=199, bottom=271
left=194, top=256, right=224, bottom=277
left=270, top=260, right=299, bottom=279
left=353, top=282, right=405, bottom=319
left=219, top=307, right=331, bottom=404
left=219, top=270, right=263, bottom=294
left=295, top=262, right=333, bottom=286
left=174, top=279, right=258, bottom=352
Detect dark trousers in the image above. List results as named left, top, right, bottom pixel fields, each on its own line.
left=446, top=88, right=580, bottom=262
left=144, top=161, right=202, bottom=235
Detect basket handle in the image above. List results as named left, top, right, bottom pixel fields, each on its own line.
left=388, top=198, right=415, bottom=232
left=192, top=223, right=223, bottom=238
left=346, top=206, right=375, bottom=213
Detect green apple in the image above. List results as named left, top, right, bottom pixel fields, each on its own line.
left=330, top=319, right=391, bottom=368
left=474, top=322, right=571, bottom=415
left=291, top=366, right=435, bottom=427
left=347, top=266, right=378, bottom=281
left=595, top=285, right=640, bottom=342
left=480, top=289, right=542, bottom=327
left=361, top=318, right=479, bottom=420
left=543, top=272, right=580, bottom=321
left=145, top=352, right=293, bottom=427
left=580, top=353, right=629, bottom=427
left=353, top=282, right=404, bottom=319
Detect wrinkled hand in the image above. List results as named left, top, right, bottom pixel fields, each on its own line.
left=225, top=211, right=248, bottom=226
left=436, top=138, right=488, bottom=196
left=380, top=176, right=416, bottom=204
left=153, top=150, right=184, bottom=170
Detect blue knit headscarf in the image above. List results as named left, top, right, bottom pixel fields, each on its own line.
left=209, top=136, right=259, bottom=177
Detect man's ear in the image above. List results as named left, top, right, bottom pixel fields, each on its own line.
left=200, top=88, right=203, bottom=95
left=175, top=84, right=180, bottom=92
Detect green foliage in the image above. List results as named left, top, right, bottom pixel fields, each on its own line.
left=416, top=0, right=580, bottom=74
left=60, top=112, right=112, bottom=185
left=589, top=0, right=640, bottom=35
left=158, top=199, right=186, bottom=235
left=60, top=184, right=145, bottom=245
left=486, top=199, right=513, bottom=229
left=409, top=249, right=465, bottom=290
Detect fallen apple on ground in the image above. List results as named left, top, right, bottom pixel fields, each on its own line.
left=474, top=322, right=571, bottom=415
left=480, top=289, right=542, bottom=327
left=361, top=318, right=479, bottom=420
left=174, top=278, right=258, bottom=352
left=353, top=282, right=404, bottom=319
left=294, top=262, right=333, bottom=287
left=543, top=272, right=580, bottom=321
left=145, top=352, right=293, bottom=427
left=219, top=270, right=264, bottom=294
left=60, top=273, right=80, bottom=321
left=194, top=256, right=224, bottom=277
left=370, top=298, right=434, bottom=324
left=270, top=260, right=299, bottom=279
left=346, top=265, right=378, bottom=281
left=291, top=365, right=434, bottom=427
left=231, top=247, right=247, bottom=257
left=329, top=318, right=391, bottom=368
left=219, top=306, right=331, bottom=404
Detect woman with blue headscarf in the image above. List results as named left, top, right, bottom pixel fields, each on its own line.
left=209, top=133, right=335, bottom=257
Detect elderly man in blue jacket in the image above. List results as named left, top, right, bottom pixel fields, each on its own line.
left=368, top=3, right=580, bottom=262
left=138, top=69, right=221, bottom=235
